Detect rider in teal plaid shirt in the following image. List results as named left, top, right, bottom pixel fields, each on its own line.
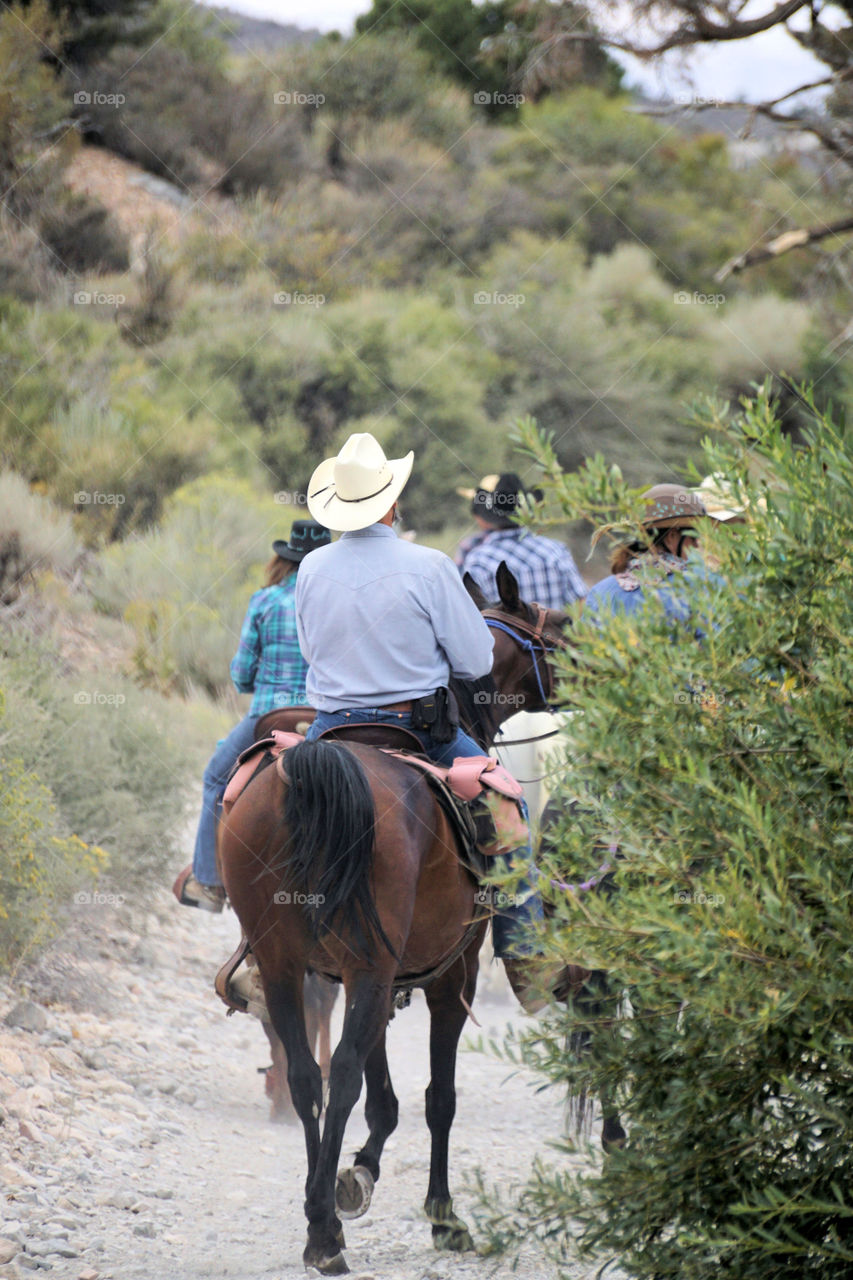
left=230, top=576, right=309, bottom=715
left=175, top=520, right=329, bottom=907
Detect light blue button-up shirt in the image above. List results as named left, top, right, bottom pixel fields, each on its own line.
left=295, top=523, right=495, bottom=710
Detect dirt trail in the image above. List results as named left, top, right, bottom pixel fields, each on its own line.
left=0, top=894, right=600, bottom=1280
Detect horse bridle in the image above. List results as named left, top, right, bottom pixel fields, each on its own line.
left=482, top=604, right=565, bottom=710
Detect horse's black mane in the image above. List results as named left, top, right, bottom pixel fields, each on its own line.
left=450, top=672, right=499, bottom=751
left=451, top=591, right=536, bottom=749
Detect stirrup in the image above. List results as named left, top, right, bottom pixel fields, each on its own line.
left=214, top=939, right=269, bottom=1021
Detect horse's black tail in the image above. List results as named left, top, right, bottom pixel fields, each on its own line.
left=278, top=740, right=395, bottom=960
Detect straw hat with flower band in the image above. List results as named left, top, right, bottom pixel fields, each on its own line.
left=307, top=433, right=414, bottom=533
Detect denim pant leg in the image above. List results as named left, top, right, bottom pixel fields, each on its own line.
left=489, top=798, right=545, bottom=958
left=192, top=713, right=259, bottom=886
left=418, top=724, right=485, bottom=766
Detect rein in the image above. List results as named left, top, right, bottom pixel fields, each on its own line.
left=483, top=604, right=562, bottom=709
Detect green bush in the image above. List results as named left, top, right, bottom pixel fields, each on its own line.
left=38, top=191, right=130, bottom=275
left=0, top=471, right=79, bottom=603
left=93, top=473, right=305, bottom=695
left=469, top=238, right=811, bottom=481
left=479, top=392, right=853, bottom=1280
left=0, top=624, right=193, bottom=896
left=77, top=41, right=229, bottom=187
left=0, top=691, right=106, bottom=967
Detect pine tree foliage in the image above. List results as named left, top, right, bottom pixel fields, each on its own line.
left=479, top=389, right=853, bottom=1280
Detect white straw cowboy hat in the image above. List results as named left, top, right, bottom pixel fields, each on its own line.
left=696, top=473, right=747, bottom=522
left=307, top=432, right=414, bottom=532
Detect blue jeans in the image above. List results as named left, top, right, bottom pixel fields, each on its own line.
left=306, top=708, right=543, bottom=957
left=192, top=713, right=259, bottom=886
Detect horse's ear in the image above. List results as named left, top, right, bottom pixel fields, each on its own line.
left=496, top=561, right=520, bottom=613
left=463, top=572, right=488, bottom=610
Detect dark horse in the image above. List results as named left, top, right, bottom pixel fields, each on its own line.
left=218, top=563, right=567, bottom=1275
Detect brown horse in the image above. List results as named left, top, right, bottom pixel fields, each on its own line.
left=218, top=563, right=567, bottom=1275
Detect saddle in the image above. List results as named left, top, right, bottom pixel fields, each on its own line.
left=216, top=727, right=526, bottom=1015
left=221, top=725, right=526, bottom=872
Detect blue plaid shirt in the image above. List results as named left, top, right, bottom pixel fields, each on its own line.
left=230, top=576, right=309, bottom=715
left=461, top=528, right=587, bottom=609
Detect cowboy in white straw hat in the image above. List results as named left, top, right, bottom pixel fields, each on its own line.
left=297, top=432, right=552, bottom=1010
left=299, top=432, right=492, bottom=751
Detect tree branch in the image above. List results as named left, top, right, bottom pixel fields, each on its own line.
left=547, top=1, right=812, bottom=58
left=716, top=214, right=853, bottom=281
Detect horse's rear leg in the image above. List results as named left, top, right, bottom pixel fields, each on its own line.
left=263, top=977, right=324, bottom=1179
left=423, top=951, right=480, bottom=1253
left=304, top=973, right=337, bottom=1092
left=304, top=972, right=392, bottom=1276
left=335, top=1028, right=398, bottom=1220
left=261, top=1020, right=297, bottom=1124
left=317, top=978, right=337, bottom=1084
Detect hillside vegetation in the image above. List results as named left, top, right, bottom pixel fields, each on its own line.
left=1, top=0, right=851, bottom=961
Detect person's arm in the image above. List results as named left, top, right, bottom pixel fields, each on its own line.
left=230, top=596, right=261, bottom=693
left=429, top=557, right=494, bottom=680
left=294, top=574, right=313, bottom=667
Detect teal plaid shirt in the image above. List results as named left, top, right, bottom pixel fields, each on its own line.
left=230, top=576, right=309, bottom=715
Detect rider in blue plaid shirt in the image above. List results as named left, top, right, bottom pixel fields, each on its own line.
left=460, top=473, right=587, bottom=609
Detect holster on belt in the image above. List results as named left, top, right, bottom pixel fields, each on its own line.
left=409, top=686, right=460, bottom=744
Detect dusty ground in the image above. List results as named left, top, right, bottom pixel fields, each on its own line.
left=0, top=894, right=603, bottom=1280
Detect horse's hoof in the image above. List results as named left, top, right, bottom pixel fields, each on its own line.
left=335, top=1165, right=374, bottom=1219
left=425, top=1198, right=475, bottom=1252
left=432, top=1223, right=475, bottom=1252
left=303, top=1248, right=349, bottom=1275
left=602, top=1116, right=626, bottom=1153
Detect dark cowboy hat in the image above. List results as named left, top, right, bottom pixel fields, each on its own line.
left=272, top=519, right=331, bottom=562
left=477, top=472, right=544, bottom=528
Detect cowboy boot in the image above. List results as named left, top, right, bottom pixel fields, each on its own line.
left=172, top=866, right=226, bottom=913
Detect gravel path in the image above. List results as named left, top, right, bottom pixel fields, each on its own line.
left=0, top=894, right=600, bottom=1280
